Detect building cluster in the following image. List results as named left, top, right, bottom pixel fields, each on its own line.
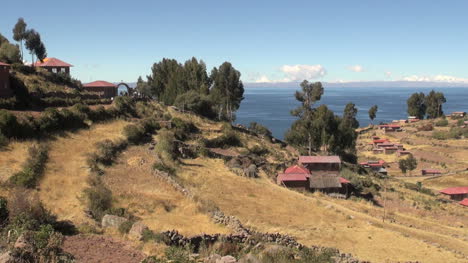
left=0, top=57, right=120, bottom=99
left=369, top=136, right=409, bottom=156
left=277, top=155, right=351, bottom=197
left=359, top=159, right=387, bottom=175
left=440, top=187, right=468, bottom=207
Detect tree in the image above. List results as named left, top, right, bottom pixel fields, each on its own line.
left=368, top=105, right=378, bottom=125
left=425, top=90, right=446, bottom=119
left=35, top=41, right=47, bottom=63
left=25, top=29, right=41, bottom=66
left=291, top=80, right=323, bottom=116
left=210, top=62, right=244, bottom=122
left=12, top=18, right=27, bottom=61
left=398, top=154, right=418, bottom=176
left=342, top=102, right=359, bottom=129
left=0, top=42, right=21, bottom=64
left=183, top=57, right=211, bottom=95
left=407, top=92, right=426, bottom=119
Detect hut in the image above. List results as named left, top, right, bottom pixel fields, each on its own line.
left=34, top=57, right=73, bottom=75
left=83, top=81, right=118, bottom=98
left=451, top=112, right=466, bottom=118
left=439, top=187, right=468, bottom=201
left=277, top=165, right=310, bottom=190
left=298, top=156, right=341, bottom=176
left=0, top=62, right=11, bottom=97
left=421, top=169, right=441, bottom=176
left=397, top=150, right=411, bottom=157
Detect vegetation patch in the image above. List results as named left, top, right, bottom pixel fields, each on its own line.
left=9, top=143, right=49, bottom=188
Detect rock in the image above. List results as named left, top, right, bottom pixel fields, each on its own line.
left=101, top=214, right=128, bottom=229
left=238, top=253, right=260, bottom=263
left=0, top=252, right=12, bottom=263
left=217, top=255, right=237, bottom=263
left=14, top=234, right=33, bottom=251
left=128, top=221, right=149, bottom=241
left=204, top=254, right=222, bottom=263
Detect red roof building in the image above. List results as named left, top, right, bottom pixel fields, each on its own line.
left=460, top=198, right=468, bottom=207
left=421, top=169, right=441, bottom=176
left=440, top=187, right=468, bottom=201
left=299, top=156, right=341, bottom=177
left=0, top=62, right=12, bottom=98
left=83, top=80, right=117, bottom=98
left=34, top=57, right=73, bottom=75
left=277, top=165, right=310, bottom=190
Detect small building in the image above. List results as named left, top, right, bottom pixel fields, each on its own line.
left=0, top=62, right=12, bottom=98
left=298, top=156, right=341, bottom=176
left=384, top=147, right=398, bottom=154
left=83, top=81, right=118, bottom=98
left=460, top=198, right=468, bottom=207
left=397, top=150, right=411, bottom=157
left=421, top=169, right=441, bottom=176
left=378, top=124, right=401, bottom=130
left=373, top=148, right=384, bottom=154
left=451, top=112, right=466, bottom=118
left=439, top=187, right=468, bottom=201
left=408, top=118, right=420, bottom=123
left=376, top=143, right=396, bottom=149
left=277, top=165, right=310, bottom=190
left=359, top=160, right=387, bottom=175
left=34, top=57, right=73, bottom=75
left=372, top=136, right=380, bottom=140
left=372, top=139, right=390, bottom=146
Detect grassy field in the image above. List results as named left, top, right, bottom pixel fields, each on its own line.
left=0, top=140, right=35, bottom=182
left=38, top=120, right=129, bottom=226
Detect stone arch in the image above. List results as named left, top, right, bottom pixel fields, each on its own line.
left=116, top=82, right=134, bottom=96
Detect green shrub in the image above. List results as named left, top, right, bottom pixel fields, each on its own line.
left=155, top=130, right=178, bottom=161
left=432, top=130, right=447, bottom=140
left=435, top=118, right=449, bottom=127
left=123, top=124, right=147, bottom=144
left=114, top=96, right=136, bottom=116
left=174, top=91, right=216, bottom=119
left=0, top=109, right=21, bottom=137
left=118, top=220, right=134, bottom=234
left=249, top=144, right=269, bottom=156
left=0, top=132, right=8, bottom=148
left=9, top=144, right=49, bottom=188
left=153, top=162, right=176, bottom=175
left=172, top=117, right=198, bottom=140
left=84, top=176, right=113, bottom=221
left=248, top=122, right=272, bottom=137
left=203, top=130, right=242, bottom=149
left=0, top=196, right=8, bottom=225
left=94, top=139, right=128, bottom=166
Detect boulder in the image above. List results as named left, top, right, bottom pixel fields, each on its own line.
left=128, top=221, right=149, bottom=240
left=0, top=252, right=12, bottom=263
left=217, top=255, right=237, bottom=263
left=101, top=214, right=128, bottom=229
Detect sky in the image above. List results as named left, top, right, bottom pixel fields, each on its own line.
left=2, top=0, right=468, bottom=84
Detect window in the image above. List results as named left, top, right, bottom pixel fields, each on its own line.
left=52, top=68, right=57, bottom=73
left=61, top=68, right=66, bottom=73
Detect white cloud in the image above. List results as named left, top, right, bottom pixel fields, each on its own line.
left=385, top=71, right=392, bottom=78
left=279, top=64, right=327, bottom=82
left=255, top=75, right=272, bottom=83
left=348, top=65, right=364, bottom=72
left=402, top=74, right=468, bottom=83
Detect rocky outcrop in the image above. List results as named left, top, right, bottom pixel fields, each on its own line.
left=101, top=214, right=128, bottom=229
left=128, top=221, right=149, bottom=241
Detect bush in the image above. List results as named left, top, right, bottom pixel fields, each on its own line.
left=155, top=130, right=178, bottom=161
left=0, top=132, right=8, bottom=148
left=0, top=109, right=21, bottom=137
left=118, top=220, right=134, bottom=234
left=203, top=130, right=242, bottom=149
left=123, top=124, right=147, bottom=144
left=248, top=122, right=272, bottom=138
left=249, top=144, right=269, bottom=156
left=92, top=139, right=128, bottom=166
left=435, top=118, right=449, bottom=127
left=172, top=117, right=198, bottom=140
left=153, top=162, right=176, bottom=175
left=84, top=176, right=113, bottom=221
left=9, top=144, right=49, bottom=188
left=417, top=123, right=433, bottom=131
left=174, top=90, right=216, bottom=119
left=0, top=196, right=8, bottom=225
left=114, top=96, right=136, bottom=116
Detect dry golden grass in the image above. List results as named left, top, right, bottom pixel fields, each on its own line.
left=103, top=146, right=230, bottom=236
left=177, top=157, right=468, bottom=263
left=0, top=140, right=35, bottom=182
left=418, top=172, right=468, bottom=190
left=38, top=120, right=129, bottom=225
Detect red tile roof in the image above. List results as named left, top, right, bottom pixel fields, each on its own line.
left=299, top=156, right=341, bottom=164
left=84, top=80, right=116, bottom=88
left=0, top=62, right=10, bottom=66
left=34, top=57, right=73, bottom=67
left=277, top=173, right=308, bottom=182
left=440, top=187, right=468, bottom=195
left=373, top=139, right=390, bottom=144
left=460, top=198, right=468, bottom=206
left=339, top=177, right=350, bottom=184
left=284, top=165, right=310, bottom=175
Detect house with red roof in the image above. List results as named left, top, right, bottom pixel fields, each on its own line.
left=34, top=57, right=73, bottom=75
left=421, top=169, right=441, bottom=176
left=439, top=186, right=468, bottom=201
left=0, top=62, right=12, bottom=98
left=83, top=81, right=118, bottom=98
left=298, top=155, right=341, bottom=177
left=460, top=198, right=468, bottom=207
left=359, top=160, right=388, bottom=175
left=451, top=111, right=466, bottom=118
left=276, top=165, right=310, bottom=190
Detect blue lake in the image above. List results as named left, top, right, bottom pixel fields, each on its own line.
left=236, top=87, right=468, bottom=139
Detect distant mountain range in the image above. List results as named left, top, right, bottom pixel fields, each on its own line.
left=244, top=81, right=468, bottom=88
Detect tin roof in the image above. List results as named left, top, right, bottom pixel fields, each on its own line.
left=284, top=165, right=310, bottom=175
left=440, top=187, right=468, bottom=195
left=34, top=57, right=73, bottom=67
left=277, top=173, right=308, bottom=182
left=299, top=156, right=341, bottom=164
left=84, top=80, right=117, bottom=88
left=460, top=198, right=468, bottom=206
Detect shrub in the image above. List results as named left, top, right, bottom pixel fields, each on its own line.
left=0, top=196, right=8, bottom=225
left=123, top=124, right=147, bottom=144
left=174, top=91, right=216, bottom=119
left=114, top=96, right=136, bottom=116
left=94, top=139, right=128, bottom=166
left=155, top=130, right=178, bottom=161
left=9, top=144, right=49, bottom=188
left=417, top=123, right=433, bottom=131
left=153, top=162, right=176, bottom=175
left=248, top=122, right=272, bottom=138
left=432, top=130, right=447, bottom=140
left=84, top=176, right=113, bottom=221
left=118, top=220, right=134, bottom=234
left=0, top=132, right=8, bottom=148
left=435, top=118, right=449, bottom=127
left=203, top=130, right=242, bottom=149
left=172, top=117, right=198, bottom=140
left=249, top=144, right=269, bottom=156
left=0, top=109, right=21, bottom=137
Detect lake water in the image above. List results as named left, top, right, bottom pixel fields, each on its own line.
left=236, top=87, right=468, bottom=139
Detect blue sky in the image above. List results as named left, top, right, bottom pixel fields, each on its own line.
left=2, top=0, right=468, bottom=84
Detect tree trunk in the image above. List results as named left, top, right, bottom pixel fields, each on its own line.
left=308, top=134, right=312, bottom=156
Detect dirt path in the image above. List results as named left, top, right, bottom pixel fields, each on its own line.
left=38, top=120, right=129, bottom=225
left=62, top=234, right=145, bottom=263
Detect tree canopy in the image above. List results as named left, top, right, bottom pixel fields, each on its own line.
left=407, top=92, right=426, bottom=119
left=285, top=81, right=358, bottom=160
left=407, top=90, right=446, bottom=119
left=368, top=105, right=378, bottom=124
left=12, top=18, right=27, bottom=61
